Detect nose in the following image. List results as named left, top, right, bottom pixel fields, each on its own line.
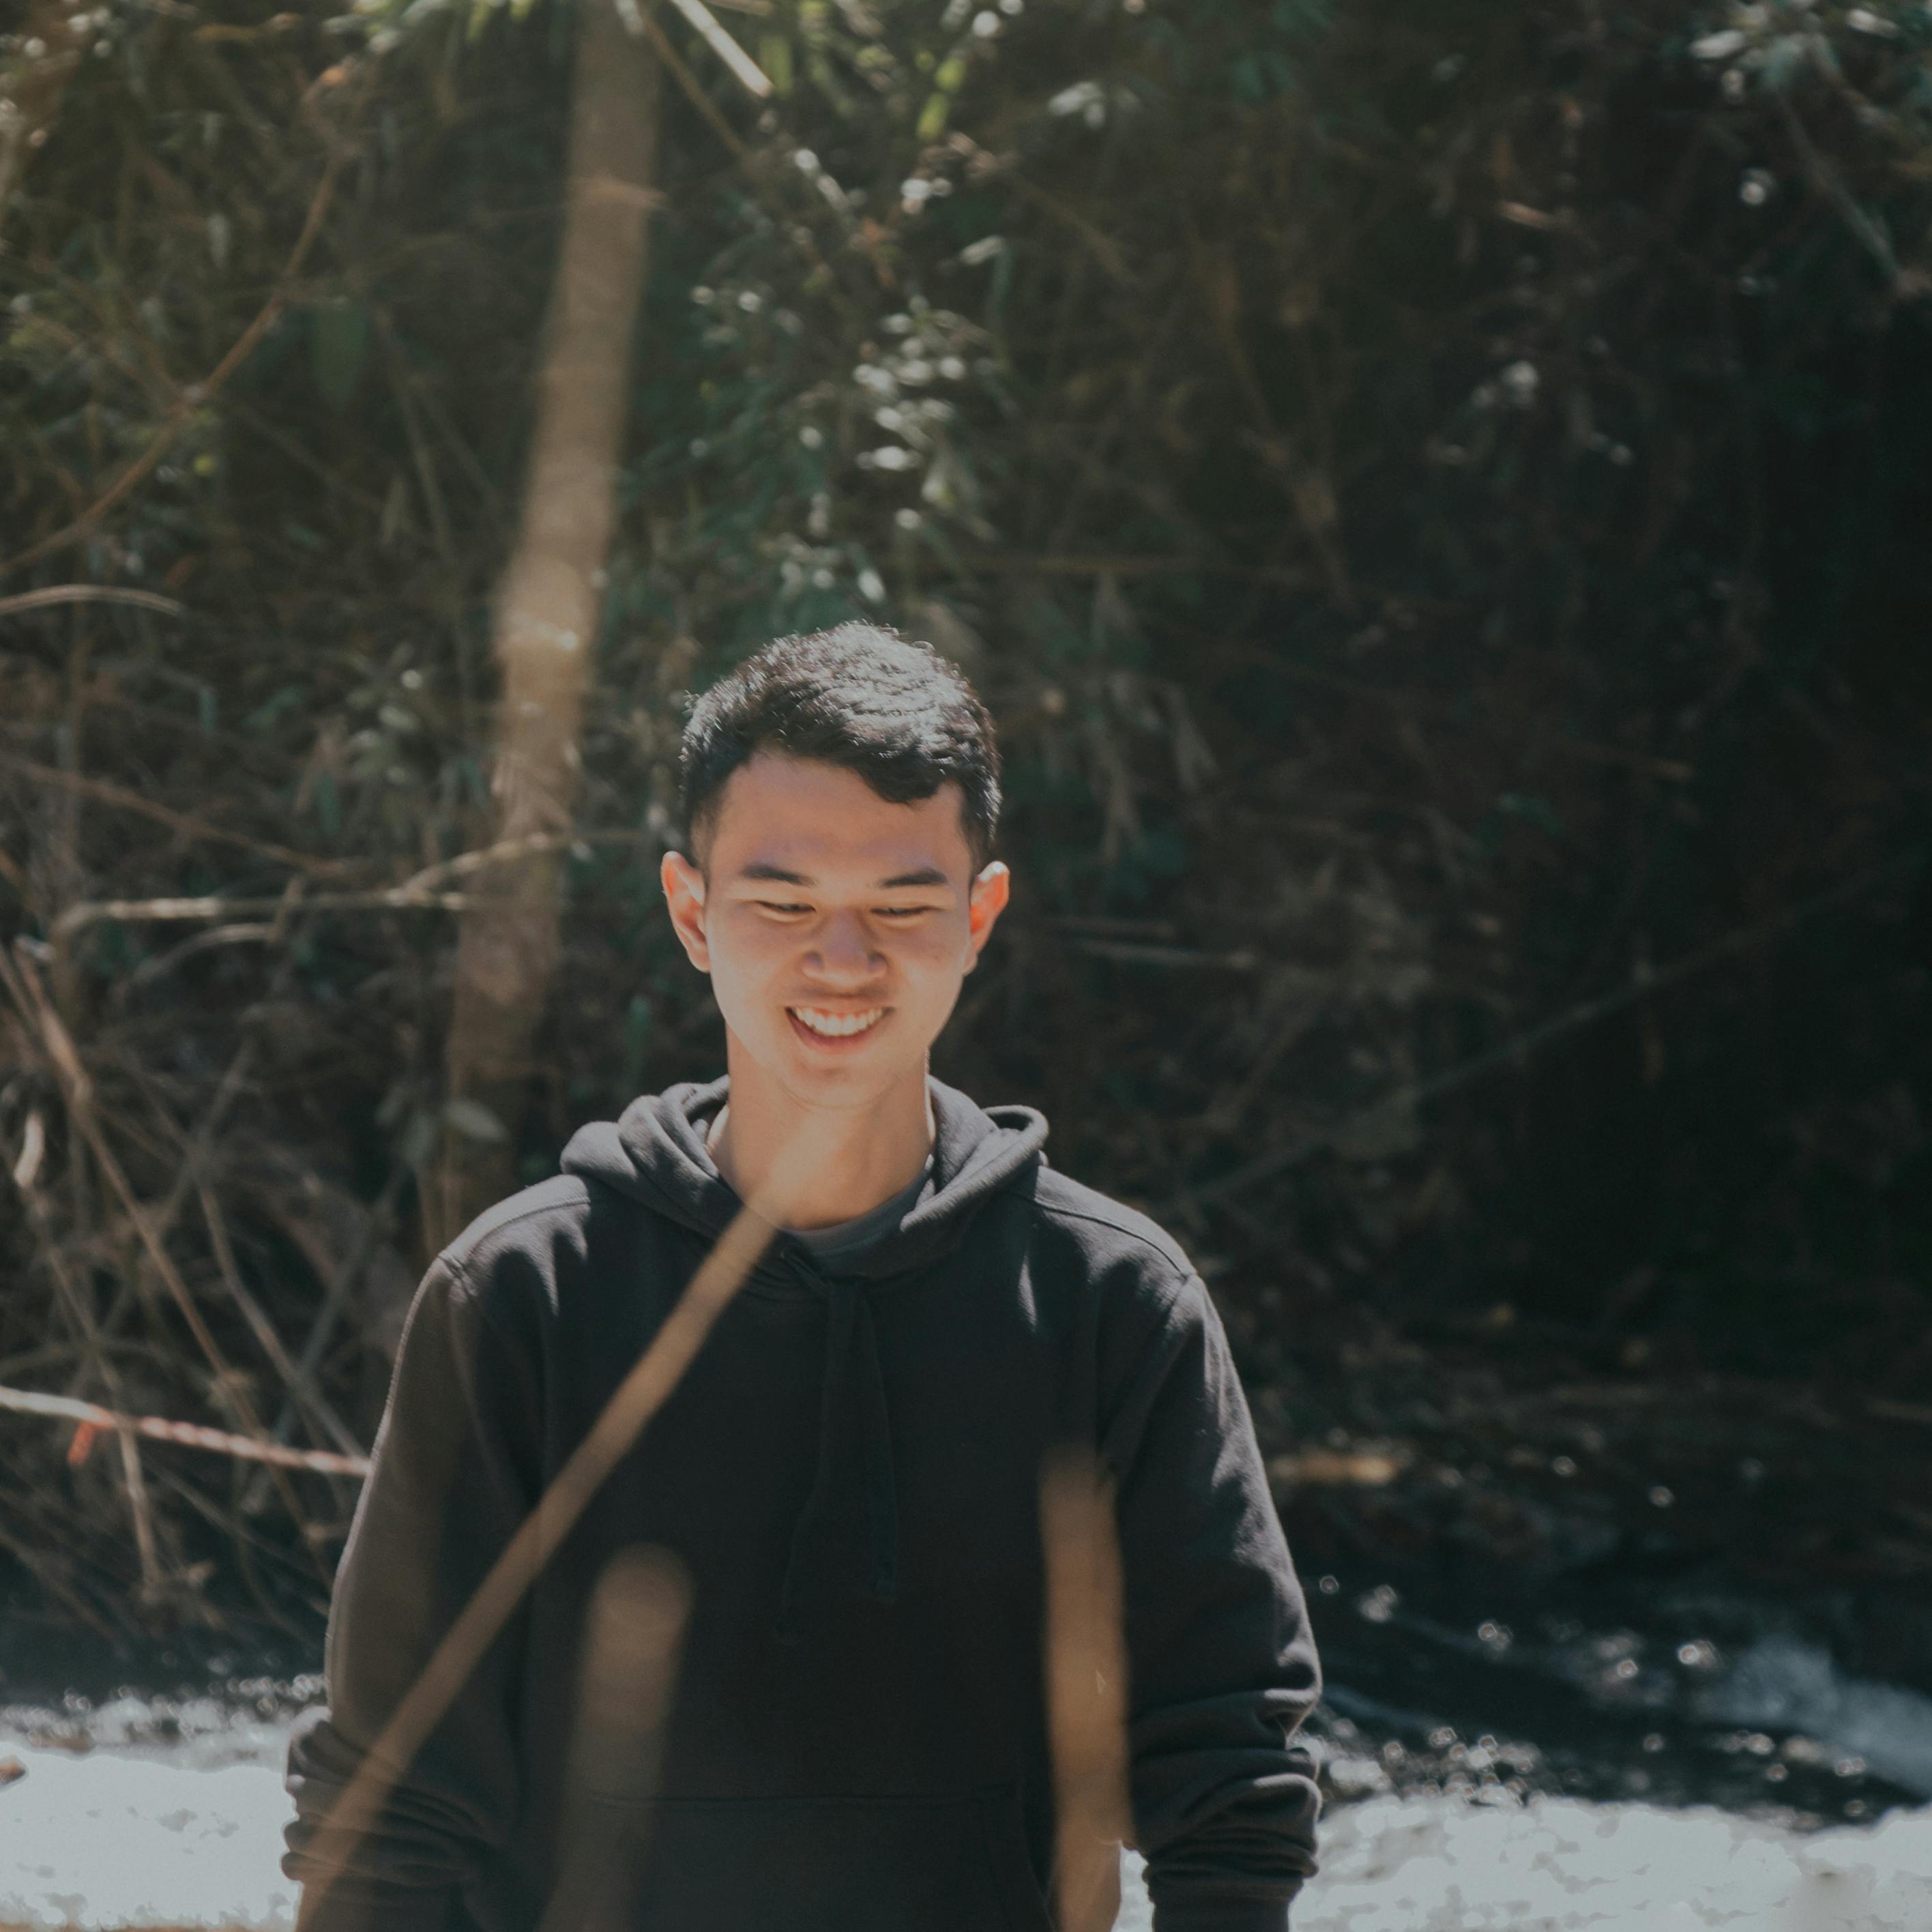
left=806, top=910, right=886, bottom=986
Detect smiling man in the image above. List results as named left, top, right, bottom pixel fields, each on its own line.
left=285, top=624, right=1322, bottom=1931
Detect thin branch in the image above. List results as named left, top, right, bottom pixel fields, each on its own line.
left=1167, top=848, right=1926, bottom=1216
left=631, top=3, right=860, bottom=323
left=10, top=1109, right=167, bottom=1600
left=1776, top=91, right=1897, bottom=287
left=0, top=116, right=347, bottom=581
left=198, top=1180, right=368, bottom=1464
left=1, top=945, right=334, bottom=1572
left=0, top=585, right=188, bottom=621
left=240, top=1157, right=409, bottom=1512
left=52, top=887, right=478, bottom=945
left=0, top=1384, right=372, bottom=1478
left=656, top=0, right=772, bottom=98
left=0, top=752, right=353, bottom=877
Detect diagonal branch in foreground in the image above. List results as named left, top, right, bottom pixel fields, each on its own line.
left=1042, top=1447, right=1133, bottom=1932
left=292, top=1198, right=778, bottom=1932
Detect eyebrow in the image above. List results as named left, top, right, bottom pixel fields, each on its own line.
left=733, top=862, right=952, bottom=890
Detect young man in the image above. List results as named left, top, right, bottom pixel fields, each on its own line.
left=285, top=624, right=1322, bottom=1930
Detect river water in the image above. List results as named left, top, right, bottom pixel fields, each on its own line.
left=3, top=1563, right=1929, bottom=1929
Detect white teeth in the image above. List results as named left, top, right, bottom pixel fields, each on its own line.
left=792, top=1006, right=884, bottom=1038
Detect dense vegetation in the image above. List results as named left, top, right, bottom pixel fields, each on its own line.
left=1, top=0, right=1927, bottom=1638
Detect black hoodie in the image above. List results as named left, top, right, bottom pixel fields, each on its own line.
left=284, top=1078, right=1322, bottom=1931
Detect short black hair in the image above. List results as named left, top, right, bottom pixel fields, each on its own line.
left=679, top=621, right=1001, bottom=870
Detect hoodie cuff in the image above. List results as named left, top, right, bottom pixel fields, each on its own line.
left=1153, top=1894, right=1296, bottom=1932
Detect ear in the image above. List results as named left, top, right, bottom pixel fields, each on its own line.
left=963, top=860, right=1010, bottom=974
left=660, top=850, right=712, bottom=973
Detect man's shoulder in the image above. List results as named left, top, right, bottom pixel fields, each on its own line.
left=1023, top=1165, right=1197, bottom=1298
left=438, top=1173, right=596, bottom=1285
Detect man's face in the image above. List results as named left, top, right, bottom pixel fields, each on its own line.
left=660, top=753, right=1009, bottom=1110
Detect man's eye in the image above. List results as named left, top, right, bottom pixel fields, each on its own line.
left=757, top=901, right=811, bottom=916
left=876, top=906, right=933, bottom=920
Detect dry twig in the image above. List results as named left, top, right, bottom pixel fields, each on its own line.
left=0, top=1382, right=371, bottom=1478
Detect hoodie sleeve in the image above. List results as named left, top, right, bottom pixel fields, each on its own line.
left=1102, top=1270, right=1322, bottom=1932
left=284, top=1253, right=542, bottom=1932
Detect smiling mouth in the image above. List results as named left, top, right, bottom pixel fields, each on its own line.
left=787, top=1005, right=888, bottom=1042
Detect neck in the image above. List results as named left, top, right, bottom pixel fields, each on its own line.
left=708, top=1038, right=936, bottom=1231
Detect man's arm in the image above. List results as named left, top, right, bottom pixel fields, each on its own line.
left=284, top=1255, right=542, bottom=1932
left=1104, top=1271, right=1322, bottom=1932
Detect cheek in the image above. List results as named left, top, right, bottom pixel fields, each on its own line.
left=707, top=921, right=789, bottom=1017
left=894, top=922, right=972, bottom=987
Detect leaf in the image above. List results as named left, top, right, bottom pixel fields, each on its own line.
left=1689, top=30, right=1746, bottom=61
left=398, top=1107, right=439, bottom=1170
left=310, top=299, right=370, bottom=413
left=312, top=770, right=341, bottom=836
left=444, top=1097, right=509, bottom=1142
left=1759, top=34, right=1808, bottom=92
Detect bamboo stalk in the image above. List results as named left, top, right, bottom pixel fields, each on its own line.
left=433, top=0, right=664, bottom=1247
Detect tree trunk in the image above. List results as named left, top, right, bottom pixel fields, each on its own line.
left=429, top=0, right=661, bottom=1251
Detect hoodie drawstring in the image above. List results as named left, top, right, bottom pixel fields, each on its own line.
left=776, top=1270, right=898, bottom=1643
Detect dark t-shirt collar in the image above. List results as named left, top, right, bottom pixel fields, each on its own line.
left=785, top=1155, right=937, bottom=1269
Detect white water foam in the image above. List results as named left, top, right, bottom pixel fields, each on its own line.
left=1, top=1726, right=1928, bottom=1930
left=1122, top=1795, right=1932, bottom=1932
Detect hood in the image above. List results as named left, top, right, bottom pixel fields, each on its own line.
left=560, top=1075, right=1049, bottom=1641
left=560, top=1074, right=1049, bottom=1283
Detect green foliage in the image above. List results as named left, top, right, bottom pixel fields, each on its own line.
left=1, top=0, right=1929, bottom=1620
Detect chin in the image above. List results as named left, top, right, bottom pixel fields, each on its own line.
left=771, top=1035, right=928, bottom=1100
left=785, top=1050, right=914, bottom=1094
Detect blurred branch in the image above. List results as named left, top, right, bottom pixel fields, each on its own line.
left=632, top=1, right=859, bottom=323
left=658, top=0, right=772, bottom=98
left=0, top=1382, right=371, bottom=1478
left=34, top=833, right=656, bottom=975
left=1041, top=1449, right=1130, bottom=1932
left=293, top=1198, right=777, bottom=1932
left=52, top=887, right=478, bottom=943
left=0, top=585, right=187, bottom=621
left=0, top=78, right=352, bottom=581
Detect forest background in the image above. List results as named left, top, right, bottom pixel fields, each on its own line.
left=0, top=0, right=1927, bottom=1678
